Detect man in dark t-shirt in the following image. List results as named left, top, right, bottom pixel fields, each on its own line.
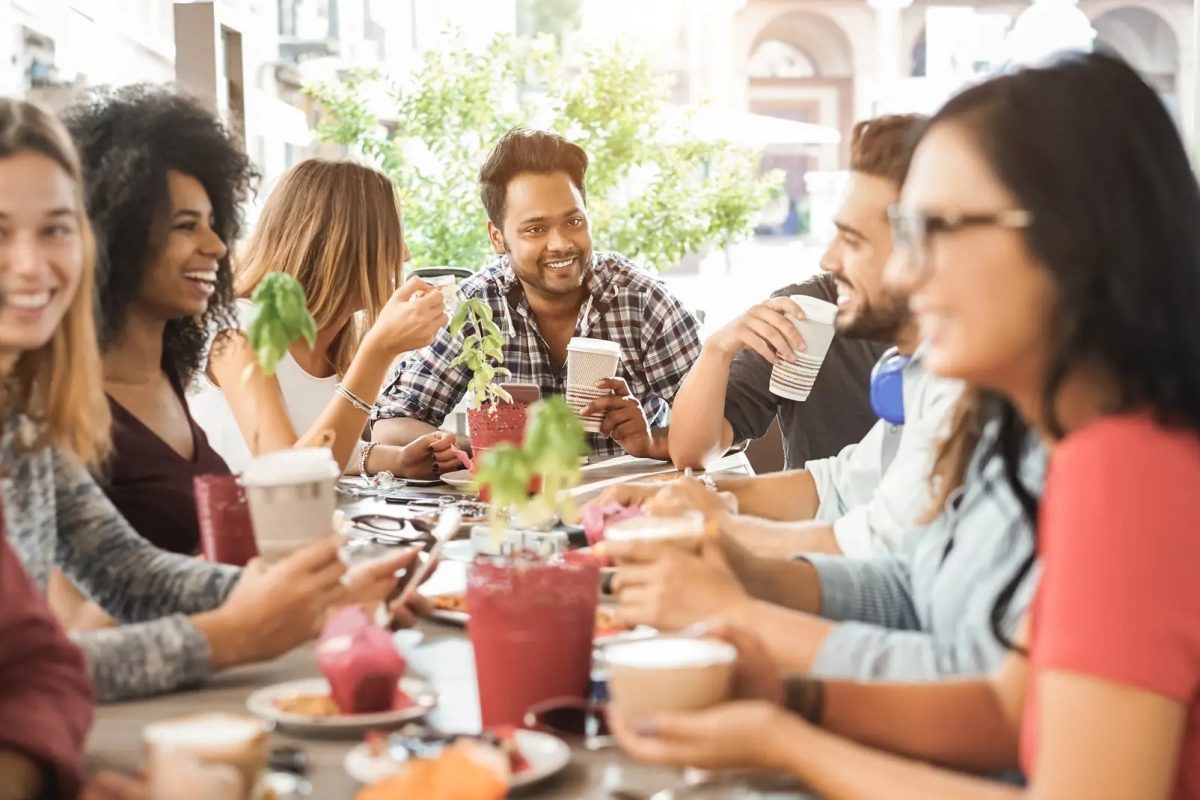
left=668, top=115, right=927, bottom=475
left=721, top=272, right=887, bottom=469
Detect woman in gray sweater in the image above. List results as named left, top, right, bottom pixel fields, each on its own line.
left=0, top=97, right=412, bottom=702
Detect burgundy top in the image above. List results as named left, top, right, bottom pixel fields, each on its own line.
left=0, top=503, right=95, bottom=798
left=102, top=383, right=231, bottom=555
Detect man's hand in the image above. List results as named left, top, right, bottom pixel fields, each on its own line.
left=582, top=480, right=669, bottom=511
left=609, top=539, right=752, bottom=630
left=582, top=378, right=667, bottom=460
left=705, top=297, right=808, bottom=364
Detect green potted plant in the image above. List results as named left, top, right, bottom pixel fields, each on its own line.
left=242, top=272, right=318, bottom=449
left=472, top=396, right=588, bottom=536
left=449, top=297, right=532, bottom=457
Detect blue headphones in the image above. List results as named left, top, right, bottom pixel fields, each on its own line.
left=870, top=347, right=911, bottom=425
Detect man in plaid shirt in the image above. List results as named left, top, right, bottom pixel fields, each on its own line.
left=372, top=128, right=702, bottom=459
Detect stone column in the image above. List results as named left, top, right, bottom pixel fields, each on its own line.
left=868, top=0, right=914, bottom=108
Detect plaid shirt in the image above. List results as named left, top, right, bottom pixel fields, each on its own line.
left=374, top=251, right=702, bottom=456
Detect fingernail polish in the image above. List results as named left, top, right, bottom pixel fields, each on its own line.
left=634, top=717, right=659, bottom=736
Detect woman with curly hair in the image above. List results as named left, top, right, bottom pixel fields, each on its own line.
left=0, top=93, right=415, bottom=703
left=64, top=83, right=250, bottom=556
left=192, top=158, right=450, bottom=478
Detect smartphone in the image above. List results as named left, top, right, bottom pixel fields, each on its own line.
left=384, top=491, right=454, bottom=505
left=500, top=383, right=541, bottom=405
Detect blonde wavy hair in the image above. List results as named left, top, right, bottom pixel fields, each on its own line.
left=235, top=159, right=406, bottom=376
left=0, top=99, right=110, bottom=467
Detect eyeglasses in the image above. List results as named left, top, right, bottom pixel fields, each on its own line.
left=888, top=205, right=1033, bottom=279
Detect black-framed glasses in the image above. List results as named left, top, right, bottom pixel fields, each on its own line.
left=888, top=205, right=1033, bottom=278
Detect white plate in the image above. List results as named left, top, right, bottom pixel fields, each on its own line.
left=440, top=539, right=476, bottom=563
left=245, top=676, right=437, bottom=735
left=440, top=469, right=474, bottom=488
left=343, top=729, right=571, bottom=790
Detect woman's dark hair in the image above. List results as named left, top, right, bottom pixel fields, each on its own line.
left=479, top=127, right=588, bottom=227
left=920, top=52, right=1200, bottom=648
left=64, top=84, right=257, bottom=384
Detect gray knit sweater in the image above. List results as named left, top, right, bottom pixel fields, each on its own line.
left=1, top=414, right=241, bottom=701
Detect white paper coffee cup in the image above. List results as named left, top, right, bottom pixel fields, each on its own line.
left=768, top=295, right=838, bottom=402
left=566, top=338, right=621, bottom=388
left=566, top=338, right=621, bottom=432
left=241, top=447, right=340, bottom=563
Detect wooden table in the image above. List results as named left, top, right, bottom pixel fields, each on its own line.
left=87, top=454, right=823, bottom=798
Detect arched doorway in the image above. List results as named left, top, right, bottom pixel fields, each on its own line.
left=744, top=10, right=854, bottom=236
left=1093, top=6, right=1181, bottom=121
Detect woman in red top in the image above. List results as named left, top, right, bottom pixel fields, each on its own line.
left=611, top=53, right=1200, bottom=799
left=0, top=507, right=94, bottom=799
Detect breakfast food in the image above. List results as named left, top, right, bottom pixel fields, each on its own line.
left=580, top=501, right=644, bottom=547
left=356, top=739, right=508, bottom=800
left=273, top=693, right=339, bottom=717
left=317, top=607, right=408, bottom=714
left=432, top=593, right=467, bottom=613
left=431, top=593, right=629, bottom=637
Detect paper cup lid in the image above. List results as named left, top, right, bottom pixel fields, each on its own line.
left=567, top=337, right=621, bottom=358
left=787, top=295, right=838, bottom=325
left=241, top=447, right=339, bottom=487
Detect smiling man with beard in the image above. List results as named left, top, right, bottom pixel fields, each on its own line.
left=372, top=128, right=702, bottom=459
left=608, top=114, right=963, bottom=558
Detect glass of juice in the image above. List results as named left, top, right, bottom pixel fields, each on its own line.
left=467, top=551, right=600, bottom=729
left=194, top=474, right=258, bottom=566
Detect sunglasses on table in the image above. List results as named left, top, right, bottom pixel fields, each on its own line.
left=350, top=514, right=436, bottom=545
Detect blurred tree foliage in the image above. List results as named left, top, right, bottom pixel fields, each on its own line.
left=516, top=0, right=582, bottom=45
left=306, top=33, right=782, bottom=272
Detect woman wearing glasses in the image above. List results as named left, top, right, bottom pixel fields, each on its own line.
left=613, top=52, right=1200, bottom=799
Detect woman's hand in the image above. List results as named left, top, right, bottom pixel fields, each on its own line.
left=194, top=534, right=351, bottom=669
left=611, top=700, right=803, bottom=772
left=370, top=432, right=460, bottom=479
left=364, top=276, right=448, bottom=357
left=609, top=539, right=751, bottom=631
left=645, top=476, right=737, bottom=520
left=583, top=480, right=669, bottom=511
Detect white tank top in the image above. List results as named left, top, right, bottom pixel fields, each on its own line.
left=188, top=299, right=339, bottom=473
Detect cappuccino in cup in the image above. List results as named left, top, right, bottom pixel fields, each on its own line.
left=605, top=637, right=737, bottom=717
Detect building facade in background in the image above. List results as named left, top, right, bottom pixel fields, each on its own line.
left=0, top=0, right=1192, bottom=231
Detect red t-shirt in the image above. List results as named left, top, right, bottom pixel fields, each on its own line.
left=1022, top=414, right=1200, bottom=798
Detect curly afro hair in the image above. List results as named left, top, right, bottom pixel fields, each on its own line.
left=64, top=84, right=258, bottom=384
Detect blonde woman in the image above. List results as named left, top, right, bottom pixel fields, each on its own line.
left=193, top=159, right=453, bottom=478
left=0, top=100, right=414, bottom=702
